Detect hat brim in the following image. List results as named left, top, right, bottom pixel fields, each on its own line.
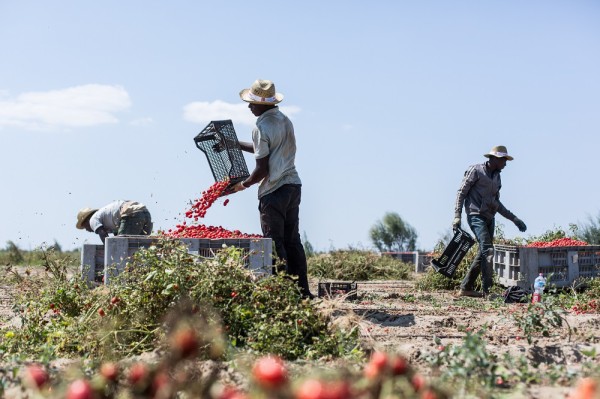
left=76, top=209, right=98, bottom=229
left=239, top=88, right=283, bottom=105
left=484, top=153, right=514, bottom=161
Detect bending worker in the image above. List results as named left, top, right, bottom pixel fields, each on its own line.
left=76, top=200, right=153, bottom=244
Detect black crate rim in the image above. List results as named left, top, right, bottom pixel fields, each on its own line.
left=431, top=227, right=475, bottom=278
left=317, top=281, right=358, bottom=300
left=194, top=120, right=249, bottom=196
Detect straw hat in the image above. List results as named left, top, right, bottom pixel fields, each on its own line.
left=484, top=145, right=514, bottom=161
left=239, top=79, right=284, bottom=105
left=76, top=207, right=98, bottom=229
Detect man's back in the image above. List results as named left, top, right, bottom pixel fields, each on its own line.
left=253, top=107, right=301, bottom=197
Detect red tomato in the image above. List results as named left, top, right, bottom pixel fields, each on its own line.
left=390, top=355, right=408, bottom=375
left=296, top=379, right=326, bottom=399
left=66, top=379, right=94, bottom=399
left=252, top=356, right=288, bottom=389
left=100, top=362, right=119, bottom=381
left=369, top=352, right=388, bottom=371
left=128, top=363, right=148, bottom=385
left=412, top=374, right=425, bottom=392
left=171, top=327, right=199, bottom=359
left=26, top=364, right=49, bottom=389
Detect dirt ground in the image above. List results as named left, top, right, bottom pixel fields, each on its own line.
left=314, top=279, right=594, bottom=398
left=1, top=271, right=597, bottom=398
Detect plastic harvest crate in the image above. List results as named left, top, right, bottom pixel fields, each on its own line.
left=431, top=228, right=475, bottom=278
left=318, top=281, right=358, bottom=300
left=493, top=244, right=600, bottom=289
left=80, top=244, right=105, bottom=283
left=81, top=236, right=273, bottom=284
left=194, top=120, right=249, bottom=196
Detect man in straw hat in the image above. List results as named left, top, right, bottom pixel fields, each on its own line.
left=453, top=145, right=527, bottom=298
left=76, top=200, right=152, bottom=244
left=232, top=79, right=314, bottom=299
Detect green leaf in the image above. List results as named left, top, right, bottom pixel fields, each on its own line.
left=143, top=270, right=157, bottom=282
left=581, top=347, right=597, bottom=358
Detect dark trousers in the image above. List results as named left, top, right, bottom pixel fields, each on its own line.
left=118, top=210, right=153, bottom=236
left=259, top=184, right=311, bottom=296
left=461, top=214, right=495, bottom=293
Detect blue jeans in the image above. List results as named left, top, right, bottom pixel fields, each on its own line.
left=461, top=215, right=495, bottom=293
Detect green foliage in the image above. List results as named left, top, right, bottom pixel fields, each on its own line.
left=426, top=324, right=584, bottom=396
left=302, top=231, right=316, bottom=258
left=0, top=241, right=79, bottom=266
left=510, top=297, right=571, bottom=344
left=578, top=213, right=600, bottom=245
left=1, top=250, right=103, bottom=356
left=369, top=212, right=418, bottom=252
left=4, top=241, right=24, bottom=264
left=580, top=278, right=600, bottom=299
left=0, top=240, right=361, bottom=362
left=307, top=249, right=413, bottom=281
left=427, top=326, right=500, bottom=394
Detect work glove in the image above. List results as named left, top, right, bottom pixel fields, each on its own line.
left=514, top=218, right=527, bottom=232
left=452, top=216, right=461, bottom=231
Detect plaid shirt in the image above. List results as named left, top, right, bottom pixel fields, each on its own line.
left=454, top=162, right=516, bottom=222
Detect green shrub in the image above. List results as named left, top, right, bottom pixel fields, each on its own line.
left=427, top=326, right=500, bottom=394
left=1, top=240, right=361, bottom=362
left=307, top=249, right=413, bottom=281
left=0, top=242, right=79, bottom=267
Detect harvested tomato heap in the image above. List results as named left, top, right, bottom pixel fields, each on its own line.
left=526, top=237, right=588, bottom=248
left=165, top=180, right=262, bottom=239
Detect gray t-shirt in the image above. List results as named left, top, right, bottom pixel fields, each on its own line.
left=252, top=107, right=301, bottom=198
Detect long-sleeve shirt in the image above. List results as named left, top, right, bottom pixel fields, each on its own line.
left=454, top=162, right=516, bottom=222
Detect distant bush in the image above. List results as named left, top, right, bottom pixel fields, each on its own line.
left=307, top=249, right=413, bottom=281
left=0, top=241, right=79, bottom=266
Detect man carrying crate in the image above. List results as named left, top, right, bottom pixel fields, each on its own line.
left=232, top=79, right=314, bottom=299
left=453, top=145, right=527, bottom=298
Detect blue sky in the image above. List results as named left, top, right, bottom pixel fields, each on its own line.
left=1, top=1, right=599, bottom=252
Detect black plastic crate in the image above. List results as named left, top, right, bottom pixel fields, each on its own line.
left=431, top=227, right=475, bottom=278
left=318, top=282, right=358, bottom=300
left=194, top=120, right=250, bottom=196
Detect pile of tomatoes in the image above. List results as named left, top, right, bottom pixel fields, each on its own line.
left=164, top=180, right=262, bottom=239
left=526, top=237, right=588, bottom=248
left=167, top=223, right=261, bottom=239
left=571, top=299, right=599, bottom=315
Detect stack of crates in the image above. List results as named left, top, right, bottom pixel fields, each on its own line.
left=81, top=236, right=273, bottom=284
left=493, top=244, right=600, bottom=289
